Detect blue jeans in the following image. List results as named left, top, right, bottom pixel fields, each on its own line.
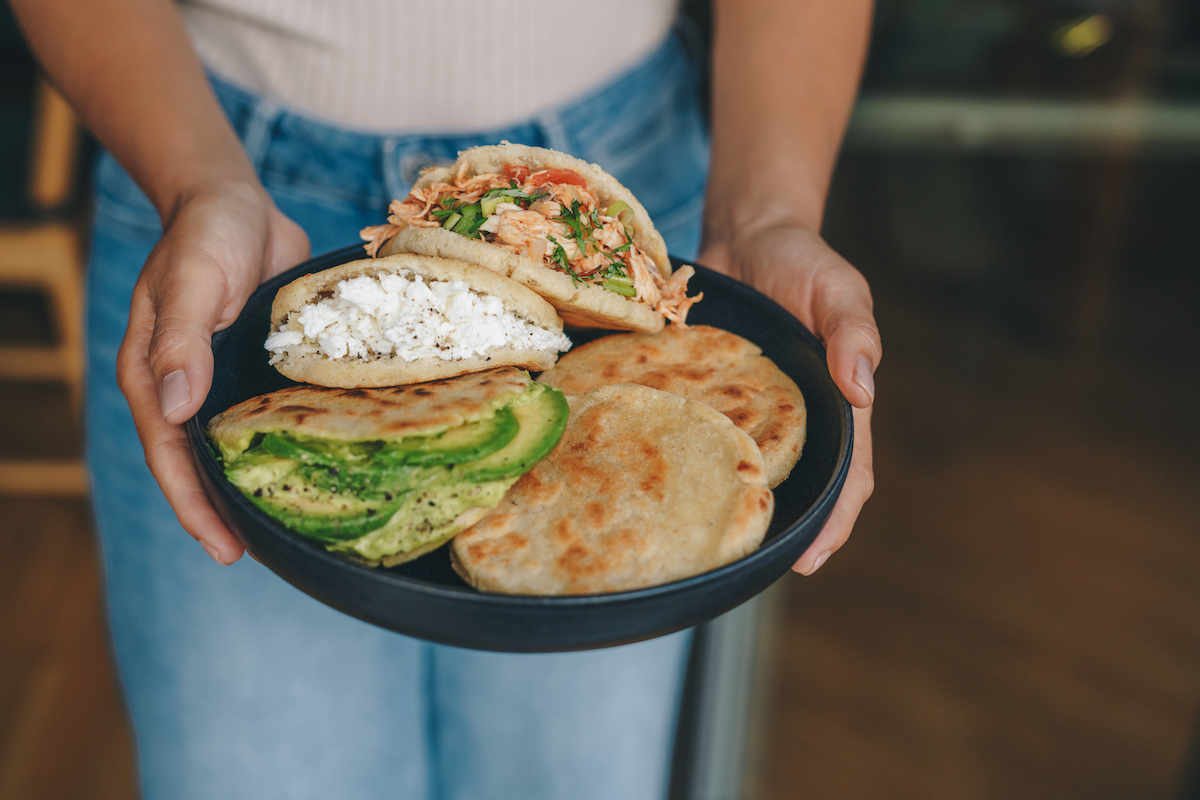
left=86, top=34, right=710, bottom=800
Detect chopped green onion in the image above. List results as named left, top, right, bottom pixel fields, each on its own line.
left=603, top=281, right=637, bottom=297
left=443, top=202, right=487, bottom=237
left=481, top=195, right=509, bottom=216
left=605, top=201, right=636, bottom=239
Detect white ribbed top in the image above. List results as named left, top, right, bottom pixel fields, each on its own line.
left=179, top=0, right=678, bottom=133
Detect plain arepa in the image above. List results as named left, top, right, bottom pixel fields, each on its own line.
left=451, top=384, right=774, bottom=595
left=539, top=325, right=806, bottom=488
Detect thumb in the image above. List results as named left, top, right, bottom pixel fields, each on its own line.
left=812, top=268, right=881, bottom=410
left=825, top=313, right=881, bottom=410
left=145, top=266, right=229, bottom=425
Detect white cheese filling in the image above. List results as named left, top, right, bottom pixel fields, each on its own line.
left=264, top=271, right=571, bottom=365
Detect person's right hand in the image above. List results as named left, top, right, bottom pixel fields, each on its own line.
left=116, top=181, right=310, bottom=565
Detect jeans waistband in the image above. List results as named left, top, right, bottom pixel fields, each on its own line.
left=208, top=32, right=695, bottom=208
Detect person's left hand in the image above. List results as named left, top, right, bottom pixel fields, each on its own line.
left=698, top=221, right=880, bottom=575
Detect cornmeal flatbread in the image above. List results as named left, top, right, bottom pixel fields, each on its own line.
left=369, top=143, right=699, bottom=332
left=539, top=326, right=806, bottom=488
left=451, top=384, right=774, bottom=595
left=208, top=367, right=531, bottom=463
left=207, top=369, right=567, bottom=568
left=265, top=254, right=567, bottom=388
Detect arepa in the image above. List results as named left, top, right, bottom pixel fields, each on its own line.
left=265, top=253, right=570, bottom=388
left=539, top=326, right=806, bottom=488
left=362, top=143, right=700, bottom=333
left=207, top=368, right=571, bottom=567
left=451, top=384, right=774, bottom=595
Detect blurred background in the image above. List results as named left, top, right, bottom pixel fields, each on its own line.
left=2, top=0, right=1198, bottom=798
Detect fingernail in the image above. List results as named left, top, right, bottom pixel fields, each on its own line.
left=808, top=550, right=831, bottom=575
left=160, top=370, right=191, bottom=419
left=201, top=541, right=224, bottom=564
left=854, top=356, right=875, bottom=404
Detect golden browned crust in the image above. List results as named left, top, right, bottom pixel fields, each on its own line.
left=268, top=253, right=565, bottom=387
left=207, top=367, right=531, bottom=461
left=450, top=384, right=774, bottom=595
left=538, top=326, right=806, bottom=488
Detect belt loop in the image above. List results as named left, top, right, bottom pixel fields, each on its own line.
left=240, top=98, right=283, bottom=173
left=535, top=110, right=577, bottom=156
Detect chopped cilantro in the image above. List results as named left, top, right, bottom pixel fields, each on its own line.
left=546, top=235, right=581, bottom=286
left=481, top=186, right=550, bottom=208
left=554, top=199, right=600, bottom=259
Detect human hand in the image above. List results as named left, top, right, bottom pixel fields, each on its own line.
left=116, top=182, right=310, bottom=564
left=698, top=221, right=880, bottom=575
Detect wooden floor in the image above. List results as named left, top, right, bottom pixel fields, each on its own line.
left=758, top=286, right=1200, bottom=799
left=0, top=384, right=136, bottom=800
left=2, top=278, right=1199, bottom=799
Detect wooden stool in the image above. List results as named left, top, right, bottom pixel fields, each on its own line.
left=0, top=79, right=87, bottom=496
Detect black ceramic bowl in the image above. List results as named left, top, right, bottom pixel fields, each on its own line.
left=187, top=246, right=852, bottom=652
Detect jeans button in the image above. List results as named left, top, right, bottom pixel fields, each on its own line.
left=400, top=152, right=435, bottom=186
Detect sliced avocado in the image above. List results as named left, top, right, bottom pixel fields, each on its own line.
left=299, top=460, right=417, bottom=499
left=454, top=383, right=568, bottom=482
left=374, top=406, right=519, bottom=467
left=215, top=379, right=563, bottom=557
left=262, top=433, right=380, bottom=466
left=253, top=489, right=410, bottom=542
left=225, top=449, right=298, bottom=493
left=226, top=447, right=412, bottom=542
left=328, top=477, right=519, bottom=561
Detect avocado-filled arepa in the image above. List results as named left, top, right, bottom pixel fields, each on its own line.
left=207, top=368, right=568, bottom=567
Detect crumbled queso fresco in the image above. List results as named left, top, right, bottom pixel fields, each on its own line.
left=264, top=271, right=572, bottom=364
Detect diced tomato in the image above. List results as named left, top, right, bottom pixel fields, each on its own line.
left=528, top=168, right=588, bottom=188
left=503, top=165, right=530, bottom=183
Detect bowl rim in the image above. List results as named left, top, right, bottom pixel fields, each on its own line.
left=186, top=245, right=854, bottom=609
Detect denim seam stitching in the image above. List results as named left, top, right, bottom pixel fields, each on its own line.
left=260, top=169, right=387, bottom=206
left=241, top=98, right=284, bottom=173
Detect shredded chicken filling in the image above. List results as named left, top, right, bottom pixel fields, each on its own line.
left=360, top=163, right=701, bottom=325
